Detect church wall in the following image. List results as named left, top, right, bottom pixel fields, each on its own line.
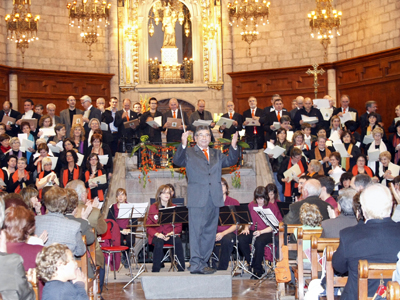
left=0, top=3, right=7, bottom=64
left=336, top=0, right=400, bottom=60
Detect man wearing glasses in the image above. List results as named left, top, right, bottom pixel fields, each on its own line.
left=173, top=125, right=239, bottom=274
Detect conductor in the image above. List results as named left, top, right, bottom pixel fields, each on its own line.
left=173, top=125, right=240, bottom=274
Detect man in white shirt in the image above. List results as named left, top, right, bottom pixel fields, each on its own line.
left=108, top=97, right=119, bottom=155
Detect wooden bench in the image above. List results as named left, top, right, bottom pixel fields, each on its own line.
left=325, top=245, right=347, bottom=300
left=358, top=260, right=397, bottom=300
left=310, top=236, right=340, bottom=281
left=295, top=227, right=322, bottom=300
left=387, top=281, right=400, bottom=300
left=27, top=271, right=39, bottom=300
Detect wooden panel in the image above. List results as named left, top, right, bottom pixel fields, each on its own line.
left=11, top=68, right=114, bottom=116
left=0, top=66, right=10, bottom=102
left=228, top=64, right=332, bottom=113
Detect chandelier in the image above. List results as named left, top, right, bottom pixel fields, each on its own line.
left=5, top=0, right=40, bottom=67
left=227, top=0, right=270, bottom=56
left=67, top=0, right=111, bottom=60
left=308, top=0, right=342, bottom=62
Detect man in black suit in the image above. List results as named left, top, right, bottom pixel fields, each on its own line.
left=290, top=96, right=304, bottom=120
left=80, top=95, right=102, bottom=133
left=96, top=97, right=114, bottom=126
left=262, top=97, right=292, bottom=142
left=359, top=100, right=383, bottom=130
left=16, top=99, right=42, bottom=134
left=332, top=94, right=359, bottom=130
left=293, top=97, right=324, bottom=135
left=107, top=97, right=119, bottom=155
left=263, top=94, right=281, bottom=114
left=219, top=101, right=243, bottom=140
left=114, top=98, right=139, bottom=152
left=242, top=96, right=265, bottom=149
left=0, top=100, right=21, bottom=137
left=162, top=98, right=189, bottom=143
left=283, top=179, right=332, bottom=224
left=332, top=184, right=400, bottom=300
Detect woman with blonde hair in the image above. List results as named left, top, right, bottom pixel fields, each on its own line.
left=367, top=127, right=389, bottom=174
left=288, top=130, right=310, bottom=161
left=328, top=115, right=342, bottom=141
left=70, top=123, right=86, bottom=155
left=377, top=151, right=400, bottom=186
left=146, top=184, right=185, bottom=272
left=36, top=157, right=58, bottom=198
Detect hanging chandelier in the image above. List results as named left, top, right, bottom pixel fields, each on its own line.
left=67, top=0, right=111, bottom=60
left=227, top=0, right=270, bottom=56
left=308, top=0, right=342, bottom=62
left=5, top=0, right=40, bottom=67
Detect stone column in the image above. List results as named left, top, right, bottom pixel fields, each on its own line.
left=327, top=69, right=337, bottom=105
left=9, top=74, right=18, bottom=109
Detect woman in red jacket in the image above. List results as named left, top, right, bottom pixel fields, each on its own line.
left=146, top=184, right=185, bottom=272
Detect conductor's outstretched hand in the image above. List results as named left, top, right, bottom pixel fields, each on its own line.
left=181, top=131, right=190, bottom=146
left=231, top=132, right=238, bottom=149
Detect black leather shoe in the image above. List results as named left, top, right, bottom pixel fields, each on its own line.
left=190, top=267, right=216, bottom=274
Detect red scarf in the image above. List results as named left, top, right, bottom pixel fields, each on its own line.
left=351, top=165, right=373, bottom=177
left=85, top=169, right=104, bottom=201
left=0, top=145, right=10, bottom=153
left=62, top=165, right=80, bottom=187
left=284, top=158, right=306, bottom=197
left=12, top=170, right=30, bottom=194
left=38, top=171, right=55, bottom=198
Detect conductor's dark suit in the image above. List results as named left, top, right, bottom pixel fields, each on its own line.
left=173, top=143, right=239, bottom=272
left=332, top=218, right=400, bottom=300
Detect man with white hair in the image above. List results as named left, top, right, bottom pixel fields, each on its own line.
left=283, top=178, right=332, bottom=224
left=46, top=103, right=61, bottom=127
left=332, top=184, right=400, bottom=300
left=80, top=95, right=102, bottom=133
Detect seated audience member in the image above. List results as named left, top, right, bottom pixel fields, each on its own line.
left=9, top=157, right=33, bottom=193
left=60, top=150, right=82, bottom=188
left=84, top=153, right=108, bottom=202
left=321, top=188, right=358, bottom=238
left=0, top=198, right=36, bottom=300
left=70, top=123, right=87, bottom=155
left=318, top=176, right=338, bottom=214
left=294, top=203, right=323, bottom=269
left=307, top=159, right=323, bottom=177
left=212, top=178, right=240, bottom=270
left=340, top=130, right=361, bottom=171
left=332, top=184, right=400, bottom=300
left=296, top=175, right=311, bottom=202
left=85, top=133, right=113, bottom=179
left=36, top=243, right=89, bottom=300
left=278, top=147, right=308, bottom=202
left=351, top=173, right=372, bottom=192
left=3, top=137, right=27, bottom=167
left=146, top=184, right=185, bottom=272
left=107, top=188, right=136, bottom=270
left=20, top=187, right=42, bottom=216
left=352, top=154, right=374, bottom=177
left=388, top=105, right=400, bottom=133
left=238, top=186, right=282, bottom=279
left=367, top=127, right=389, bottom=174
left=283, top=178, right=331, bottom=224
left=389, top=120, right=400, bottom=164
left=4, top=193, right=27, bottom=209
left=310, top=136, right=331, bottom=174
left=339, top=172, right=353, bottom=191
left=47, top=123, right=66, bottom=146
left=2, top=154, right=17, bottom=183
left=376, top=151, right=400, bottom=187
left=35, top=186, right=86, bottom=257
left=37, top=115, right=54, bottom=139
left=36, top=157, right=59, bottom=198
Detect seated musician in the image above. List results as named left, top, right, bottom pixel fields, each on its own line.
left=107, top=188, right=136, bottom=270
left=238, top=186, right=282, bottom=279
left=146, top=184, right=185, bottom=272
left=213, top=177, right=240, bottom=270
left=84, top=153, right=108, bottom=202
left=9, top=157, right=33, bottom=194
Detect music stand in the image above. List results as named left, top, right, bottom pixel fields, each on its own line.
left=121, top=202, right=148, bottom=289
left=159, top=206, right=189, bottom=271
left=253, top=207, right=279, bottom=282
left=277, top=202, right=291, bottom=218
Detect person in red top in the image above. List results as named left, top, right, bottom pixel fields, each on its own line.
left=146, top=184, right=185, bottom=272
left=238, top=186, right=283, bottom=279
left=213, top=177, right=240, bottom=270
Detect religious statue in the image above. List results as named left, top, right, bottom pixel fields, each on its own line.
left=162, top=4, right=178, bottom=48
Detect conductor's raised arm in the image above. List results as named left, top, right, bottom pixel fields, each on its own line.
left=172, top=131, right=189, bottom=167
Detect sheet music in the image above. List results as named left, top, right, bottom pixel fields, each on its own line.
left=301, top=115, right=319, bottom=124
left=333, top=142, right=350, bottom=158
left=313, top=99, right=330, bottom=109
left=368, top=149, right=380, bottom=162
left=118, top=202, right=148, bottom=219
left=253, top=207, right=279, bottom=227
left=264, top=141, right=286, bottom=159
left=320, top=108, right=333, bottom=121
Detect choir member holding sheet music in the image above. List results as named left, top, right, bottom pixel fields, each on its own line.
left=20, top=121, right=35, bottom=163
left=326, top=152, right=346, bottom=194
left=367, top=127, right=390, bottom=175
left=293, top=97, right=323, bottom=135
left=85, top=133, right=113, bottom=179
left=59, top=150, right=82, bottom=188
left=3, top=137, right=27, bottom=168
left=28, top=143, right=53, bottom=178
left=388, top=121, right=400, bottom=164
left=338, top=130, right=360, bottom=171
left=85, top=118, right=112, bottom=146
left=332, top=95, right=359, bottom=130
left=287, top=131, right=310, bottom=161
left=70, top=123, right=87, bottom=155
left=36, top=157, right=59, bottom=198
left=277, top=147, right=308, bottom=203
left=361, top=112, right=386, bottom=149
left=9, top=157, right=33, bottom=193
left=84, top=153, right=108, bottom=202
left=146, top=184, right=185, bottom=272
left=107, top=188, right=136, bottom=270
left=310, top=136, right=332, bottom=175
left=2, top=155, right=16, bottom=186
left=351, top=154, right=375, bottom=178
left=188, top=100, right=216, bottom=142
left=139, top=97, right=165, bottom=145
left=36, top=115, right=54, bottom=139
left=327, top=115, right=342, bottom=142
left=218, top=101, right=243, bottom=140
left=238, top=186, right=282, bottom=279
left=376, top=151, right=400, bottom=187
left=47, top=123, right=66, bottom=146
left=388, top=105, right=400, bottom=133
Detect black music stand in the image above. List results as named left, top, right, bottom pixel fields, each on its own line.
left=159, top=206, right=189, bottom=271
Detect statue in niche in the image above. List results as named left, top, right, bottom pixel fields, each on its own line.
left=162, top=3, right=178, bottom=48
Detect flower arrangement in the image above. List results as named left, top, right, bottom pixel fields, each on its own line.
left=131, top=135, right=158, bottom=188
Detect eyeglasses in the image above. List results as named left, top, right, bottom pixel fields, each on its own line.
left=197, top=134, right=211, bottom=138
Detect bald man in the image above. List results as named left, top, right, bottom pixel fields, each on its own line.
left=188, top=99, right=216, bottom=142
left=219, top=101, right=243, bottom=140
left=162, top=98, right=189, bottom=143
